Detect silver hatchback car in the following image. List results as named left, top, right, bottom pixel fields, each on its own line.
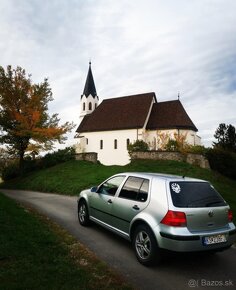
left=77, top=172, right=236, bottom=266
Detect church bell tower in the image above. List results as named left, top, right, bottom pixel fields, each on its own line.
left=79, top=62, right=99, bottom=122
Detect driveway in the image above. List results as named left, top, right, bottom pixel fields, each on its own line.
left=2, top=189, right=236, bottom=290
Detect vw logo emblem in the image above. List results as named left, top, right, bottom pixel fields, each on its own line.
left=208, top=210, right=214, bottom=217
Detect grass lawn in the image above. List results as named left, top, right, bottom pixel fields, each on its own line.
left=0, top=192, right=133, bottom=290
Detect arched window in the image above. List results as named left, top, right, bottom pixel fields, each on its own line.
left=126, top=138, right=130, bottom=148
left=83, top=102, right=85, bottom=111
left=95, top=103, right=97, bottom=109
left=114, top=139, right=117, bottom=149
left=100, top=140, right=103, bottom=150
left=86, top=138, right=88, bottom=145
left=89, top=102, right=92, bottom=110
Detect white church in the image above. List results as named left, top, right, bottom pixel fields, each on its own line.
left=75, top=63, right=201, bottom=165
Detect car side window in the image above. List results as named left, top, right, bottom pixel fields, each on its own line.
left=119, top=177, right=149, bottom=202
left=97, top=176, right=125, bottom=196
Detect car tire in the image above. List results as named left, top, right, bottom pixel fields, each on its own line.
left=78, top=200, right=90, bottom=226
left=132, top=224, right=161, bottom=266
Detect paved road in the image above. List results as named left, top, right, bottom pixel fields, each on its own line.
left=2, top=189, right=236, bottom=290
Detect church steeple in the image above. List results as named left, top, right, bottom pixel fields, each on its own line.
left=82, top=61, right=98, bottom=99
left=79, top=62, right=99, bottom=122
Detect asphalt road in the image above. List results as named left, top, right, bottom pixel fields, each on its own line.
left=2, top=189, right=236, bottom=290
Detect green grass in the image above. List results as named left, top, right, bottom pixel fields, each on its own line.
left=0, top=192, right=133, bottom=290
left=1, top=159, right=236, bottom=215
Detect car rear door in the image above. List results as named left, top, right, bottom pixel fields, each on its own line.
left=111, top=176, right=150, bottom=234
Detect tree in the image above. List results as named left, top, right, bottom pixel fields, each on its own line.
left=0, top=65, right=74, bottom=170
left=213, top=123, right=236, bottom=152
left=127, top=140, right=149, bottom=153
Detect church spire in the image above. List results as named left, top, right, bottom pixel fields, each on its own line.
left=82, top=61, right=97, bottom=99
left=79, top=61, right=99, bottom=122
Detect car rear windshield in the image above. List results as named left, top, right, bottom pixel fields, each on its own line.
left=169, top=181, right=227, bottom=208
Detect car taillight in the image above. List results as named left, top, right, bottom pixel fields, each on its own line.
left=228, top=209, right=233, bottom=222
left=161, top=210, right=187, bottom=227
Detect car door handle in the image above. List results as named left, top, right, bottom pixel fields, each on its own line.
left=132, top=205, right=140, bottom=210
left=107, top=199, right=112, bottom=204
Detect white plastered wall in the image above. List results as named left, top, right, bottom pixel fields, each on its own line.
left=79, top=94, right=99, bottom=122
left=145, top=129, right=201, bottom=150
left=75, top=127, right=201, bottom=165
left=75, top=129, right=141, bottom=165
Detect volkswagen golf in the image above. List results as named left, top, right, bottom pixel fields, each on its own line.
left=77, top=173, right=236, bottom=266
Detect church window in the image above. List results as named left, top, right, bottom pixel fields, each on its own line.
left=95, top=103, right=97, bottom=109
left=126, top=139, right=130, bottom=147
left=83, top=102, right=85, bottom=111
left=114, top=139, right=117, bottom=149
left=89, top=102, right=92, bottom=110
left=86, top=138, right=88, bottom=145
left=100, top=140, right=103, bottom=150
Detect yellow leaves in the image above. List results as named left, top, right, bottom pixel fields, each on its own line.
left=173, top=131, right=188, bottom=145
left=156, top=130, right=188, bottom=151
left=33, top=127, right=64, bottom=139
left=11, top=108, right=41, bottom=131
left=0, top=65, right=74, bottom=157
left=156, top=131, right=170, bottom=150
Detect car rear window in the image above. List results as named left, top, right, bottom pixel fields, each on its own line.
left=169, top=181, right=227, bottom=208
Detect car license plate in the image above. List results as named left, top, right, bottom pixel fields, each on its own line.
left=203, top=234, right=227, bottom=245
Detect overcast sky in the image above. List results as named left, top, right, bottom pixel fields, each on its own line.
left=1, top=0, right=236, bottom=149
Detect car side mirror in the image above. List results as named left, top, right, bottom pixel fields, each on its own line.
left=91, top=186, right=98, bottom=192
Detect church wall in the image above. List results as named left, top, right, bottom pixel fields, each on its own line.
left=145, top=129, right=201, bottom=150
left=76, top=129, right=140, bottom=165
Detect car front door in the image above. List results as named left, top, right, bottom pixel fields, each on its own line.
left=90, top=175, right=126, bottom=225
left=111, top=176, right=150, bottom=234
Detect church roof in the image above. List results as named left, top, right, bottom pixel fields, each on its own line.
left=76, top=93, right=198, bottom=133
left=77, top=92, right=156, bottom=132
left=146, top=100, right=198, bottom=132
left=82, top=62, right=97, bottom=98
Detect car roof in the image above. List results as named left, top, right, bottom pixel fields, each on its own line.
left=115, top=172, right=206, bottom=182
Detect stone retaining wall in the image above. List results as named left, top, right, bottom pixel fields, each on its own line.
left=75, top=152, right=98, bottom=163
left=75, top=151, right=210, bottom=169
left=130, top=151, right=210, bottom=169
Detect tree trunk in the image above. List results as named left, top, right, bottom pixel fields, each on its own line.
left=18, top=139, right=29, bottom=175
left=19, top=150, right=25, bottom=176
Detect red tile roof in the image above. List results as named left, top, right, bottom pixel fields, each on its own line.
left=76, top=93, right=198, bottom=133
left=76, top=92, right=156, bottom=133
left=147, top=100, right=198, bottom=131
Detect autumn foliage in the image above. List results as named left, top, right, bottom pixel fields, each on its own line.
left=0, top=65, right=74, bottom=169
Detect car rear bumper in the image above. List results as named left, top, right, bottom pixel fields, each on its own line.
left=156, top=226, right=236, bottom=252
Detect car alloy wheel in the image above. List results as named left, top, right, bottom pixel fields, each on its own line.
left=135, top=230, right=151, bottom=260
left=133, top=224, right=161, bottom=266
left=78, top=200, right=90, bottom=226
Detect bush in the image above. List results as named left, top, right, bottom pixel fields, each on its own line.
left=2, top=163, right=20, bottom=181
left=40, top=147, right=75, bottom=169
left=206, top=149, right=236, bottom=180
left=185, top=145, right=209, bottom=156
left=127, top=140, right=149, bottom=153
left=1, top=147, right=76, bottom=181
left=164, top=139, right=179, bottom=151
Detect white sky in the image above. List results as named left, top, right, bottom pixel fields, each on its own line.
left=1, top=0, right=236, bottom=148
